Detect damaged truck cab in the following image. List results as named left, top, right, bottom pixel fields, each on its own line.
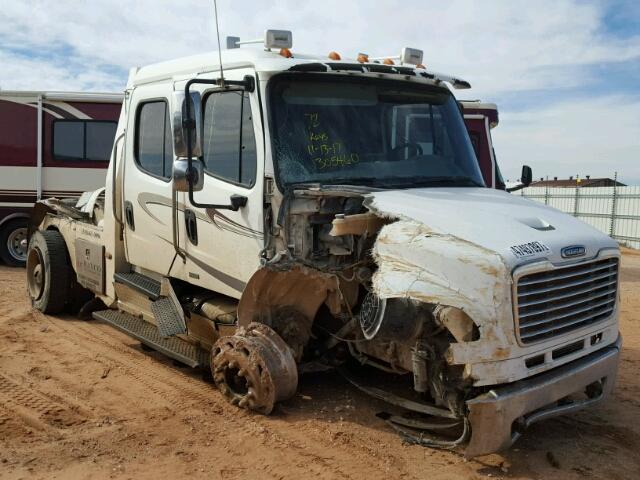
left=27, top=31, right=621, bottom=457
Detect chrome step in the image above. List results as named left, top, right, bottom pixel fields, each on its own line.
left=92, top=309, right=208, bottom=368
left=114, top=272, right=161, bottom=300
left=151, top=296, right=187, bottom=337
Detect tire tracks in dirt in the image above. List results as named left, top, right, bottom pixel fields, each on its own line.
left=0, top=373, right=85, bottom=433
left=33, top=315, right=408, bottom=480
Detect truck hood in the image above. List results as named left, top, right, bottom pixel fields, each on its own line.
left=367, top=187, right=618, bottom=270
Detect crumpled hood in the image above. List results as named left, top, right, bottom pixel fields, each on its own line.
left=367, top=187, right=618, bottom=270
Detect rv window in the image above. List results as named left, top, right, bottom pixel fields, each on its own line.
left=135, top=101, right=173, bottom=179
left=52, top=120, right=117, bottom=162
left=53, top=121, right=84, bottom=160
left=86, top=122, right=117, bottom=161
left=202, top=91, right=256, bottom=187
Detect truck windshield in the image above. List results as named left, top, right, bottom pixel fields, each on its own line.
left=268, top=75, right=485, bottom=189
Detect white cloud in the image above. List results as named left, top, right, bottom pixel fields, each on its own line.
left=493, top=95, right=640, bottom=183
left=1, top=0, right=638, bottom=95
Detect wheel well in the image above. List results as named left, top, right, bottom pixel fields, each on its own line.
left=0, top=213, right=30, bottom=229
left=27, top=203, right=55, bottom=239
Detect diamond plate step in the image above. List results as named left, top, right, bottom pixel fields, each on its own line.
left=151, top=296, right=187, bottom=337
left=92, top=309, right=208, bottom=368
left=114, top=272, right=161, bottom=300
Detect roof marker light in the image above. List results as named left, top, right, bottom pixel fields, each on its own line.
left=226, top=29, right=292, bottom=51
left=279, top=47, right=293, bottom=58
left=264, top=29, right=292, bottom=49
left=328, top=51, right=341, bottom=60
left=383, top=58, right=395, bottom=65
left=416, top=63, right=426, bottom=69
left=357, top=53, right=369, bottom=63
left=400, top=47, right=423, bottom=65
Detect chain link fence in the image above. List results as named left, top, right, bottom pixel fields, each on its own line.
left=518, top=186, right=640, bottom=249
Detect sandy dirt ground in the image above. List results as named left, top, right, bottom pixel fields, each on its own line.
left=1, top=251, right=639, bottom=480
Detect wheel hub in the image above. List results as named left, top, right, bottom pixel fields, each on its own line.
left=7, top=227, right=27, bottom=262
left=27, top=247, right=45, bottom=300
left=211, top=322, right=298, bottom=414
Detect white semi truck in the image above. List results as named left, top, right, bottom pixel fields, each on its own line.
left=26, top=31, right=621, bottom=457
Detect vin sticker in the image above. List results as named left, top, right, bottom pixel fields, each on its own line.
left=510, top=241, right=551, bottom=259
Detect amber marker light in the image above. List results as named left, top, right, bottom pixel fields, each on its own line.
left=416, top=63, right=426, bottom=69
left=357, top=53, right=369, bottom=63
left=279, top=48, right=293, bottom=58
left=328, top=51, right=341, bottom=60
left=383, top=58, right=395, bottom=65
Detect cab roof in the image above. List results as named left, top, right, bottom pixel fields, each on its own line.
left=130, top=48, right=471, bottom=90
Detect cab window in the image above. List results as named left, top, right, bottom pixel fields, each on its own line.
left=202, top=91, right=256, bottom=187
left=135, top=100, right=173, bottom=179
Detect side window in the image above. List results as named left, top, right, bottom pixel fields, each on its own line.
left=202, top=91, right=257, bottom=187
left=52, top=120, right=117, bottom=161
left=135, top=100, right=173, bottom=179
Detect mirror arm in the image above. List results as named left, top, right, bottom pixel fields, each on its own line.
left=183, top=76, right=254, bottom=211
left=506, top=184, right=525, bottom=193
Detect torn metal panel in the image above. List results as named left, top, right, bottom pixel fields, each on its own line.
left=329, top=212, right=387, bottom=237
left=371, top=219, right=512, bottom=346
left=433, top=306, right=477, bottom=343
left=237, top=266, right=349, bottom=326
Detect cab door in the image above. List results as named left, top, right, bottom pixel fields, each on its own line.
left=181, top=72, right=264, bottom=299
left=122, top=84, right=184, bottom=274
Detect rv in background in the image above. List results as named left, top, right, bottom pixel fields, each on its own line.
left=0, top=90, right=123, bottom=266
left=460, top=101, right=505, bottom=190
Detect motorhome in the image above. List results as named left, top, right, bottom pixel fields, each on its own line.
left=26, top=31, right=621, bottom=457
left=461, top=101, right=505, bottom=189
left=0, top=90, right=122, bottom=265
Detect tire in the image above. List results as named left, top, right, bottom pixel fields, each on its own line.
left=0, top=218, right=29, bottom=267
left=27, top=230, right=70, bottom=314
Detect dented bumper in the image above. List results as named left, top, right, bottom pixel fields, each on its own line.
left=465, top=335, right=621, bottom=458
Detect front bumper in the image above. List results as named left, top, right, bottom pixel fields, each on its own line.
left=465, top=335, right=621, bottom=458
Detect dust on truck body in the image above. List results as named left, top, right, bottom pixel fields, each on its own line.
left=0, top=91, right=122, bottom=266
left=27, top=31, right=621, bottom=457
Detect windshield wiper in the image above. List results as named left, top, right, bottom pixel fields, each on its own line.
left=289, top=175, right=484, bottom=190
left=291, top=177, right=390, bottom=189
left=384, top=175, right=485, bottom=188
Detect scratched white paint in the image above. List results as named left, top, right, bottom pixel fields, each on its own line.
left=367, top=190, right=620, bottom=386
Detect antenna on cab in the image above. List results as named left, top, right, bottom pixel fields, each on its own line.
left=213, top=0, right=225, bottom=87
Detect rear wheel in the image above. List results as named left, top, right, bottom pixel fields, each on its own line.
left=0, top=218, right=29, bottom=267
left=27, top=230, right=70, bottom=314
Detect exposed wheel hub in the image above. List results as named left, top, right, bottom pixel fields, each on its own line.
left=211, top=322, right=298, bottom=414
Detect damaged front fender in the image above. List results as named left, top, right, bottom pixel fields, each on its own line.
left=371, top=219, right=515, bottom=376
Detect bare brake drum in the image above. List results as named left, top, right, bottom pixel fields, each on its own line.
left=211, top=322, right=298, bottom=414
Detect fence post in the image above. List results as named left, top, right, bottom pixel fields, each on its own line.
left=573, top=185, right=580, bottom=218
left=544, top=185, right=549, bottom=205
left=609, top=172, right=618, bottom=237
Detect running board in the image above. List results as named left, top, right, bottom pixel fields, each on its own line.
left=92, top=309, right=208, bottom=368
left=114, top=272, right=161, bottom=300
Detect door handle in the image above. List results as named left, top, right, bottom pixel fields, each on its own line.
left=124, top=201, right=135, bottom=231
left=184, top=209, right=198, bottom=246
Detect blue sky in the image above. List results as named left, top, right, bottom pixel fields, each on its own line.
left=0, top=0, right=638, bottom=184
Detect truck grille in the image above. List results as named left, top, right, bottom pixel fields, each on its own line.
left=516, top=257, right=618, bottom=344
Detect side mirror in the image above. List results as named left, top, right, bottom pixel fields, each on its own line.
left=172, top=91, right=203, bottom=158
left=507, top=165, right=533, bottom=193
left=521, top=165, right=532, bottom=187
left=173, top=158, right=204, bottom=192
